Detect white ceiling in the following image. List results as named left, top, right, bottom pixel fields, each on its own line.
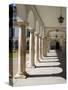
left=35, top=5, right=66, bottom=27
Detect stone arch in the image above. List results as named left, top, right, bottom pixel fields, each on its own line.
left=27, top=10, right=35, bottom=29
left=47, top=29, right=65, bottom=38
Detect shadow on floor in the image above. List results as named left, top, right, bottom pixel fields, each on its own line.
left=56, top=49, right=66, bottom=79
left=27, top=49, right=66, bottom=80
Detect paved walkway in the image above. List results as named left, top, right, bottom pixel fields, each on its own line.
left=13, top=77, right=65, bottom=86
left=26, top=67, right=63, bottom=75
left=13, top=50, right=66, bottom=86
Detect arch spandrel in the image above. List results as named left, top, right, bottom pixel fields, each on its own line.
left=27, top=10, right=35, bottom=30
left=35, top=20, right=39, bottom=34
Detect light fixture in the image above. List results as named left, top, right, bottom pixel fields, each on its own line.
left=58, top=7, right=64, bottom=25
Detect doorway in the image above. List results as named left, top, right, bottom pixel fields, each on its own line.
left=56, top=41, right=60, bottom=49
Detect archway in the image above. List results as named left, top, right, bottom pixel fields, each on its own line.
left=26, top=10, right=35, bottom=68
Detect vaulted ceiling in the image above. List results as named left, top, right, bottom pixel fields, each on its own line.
left=35, top=5, right=66, bottom=27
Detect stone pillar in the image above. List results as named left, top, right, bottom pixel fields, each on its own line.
left=44, top=37, right=48, bottom=57
left=15, top=26, right=26, bottom=79
left=47, top=38, right=50, bottom=52
left=28, top=30, right=35, bottom=68
left=43, top=37, right=46, bottom=57
left=41, top=37, right=44, bottom=58
left=45, top=37, right=48, bottom=56
left=34, top=33, right=39, bottom=64
left=42, top=37, right=45, bottom=57
left=39, top=35, right=42, bottom=59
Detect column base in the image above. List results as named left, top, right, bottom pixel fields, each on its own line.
left=15, top=72, right=26, bottom=79
left=43, top=54, right=47, bottom=57
left=33, top=64, right=36, bottom=68
left=27, top=65, right=36, bottom=68
left=35, top=59, right=41, bottom=66
left=38, top=59, right=41, bottom=63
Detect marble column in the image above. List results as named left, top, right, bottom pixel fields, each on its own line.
left=47, top=38, right=50, bottom=52
left=15, top=26, right=26, bottom=79
left=44, top=37, right=48, bottom=56
left=28, top=30, right=35, bottom=68
left=39, top=35, right=42, bottom=60
left=41, top=37, right=44, bottom=58
left=43, top=37, right=46, bottom=57
left=34, top=33, right=39, bottom=64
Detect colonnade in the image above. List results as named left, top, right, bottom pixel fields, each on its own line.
left=15, top=20, right=49, bottom=79
left=14, top=21, right=65, bottom=79
left=14, top=5, right=65, bottom=79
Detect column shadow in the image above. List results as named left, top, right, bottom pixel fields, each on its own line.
left=56, top=49, right=66, bottom=79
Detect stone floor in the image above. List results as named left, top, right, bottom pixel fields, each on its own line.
left=13, top=77, right=65, bottom=86
left=12, top=49, right=66, bottom=86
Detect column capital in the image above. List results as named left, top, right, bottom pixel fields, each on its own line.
left=30, top=30, right=34, bottom=33
left=39, top=34, right=42, bottom=38
left=16, top=20, right=28, bottom=27
left=35, top=32, right=39, bottom=36
left=26, top=26, right=35, bottom=33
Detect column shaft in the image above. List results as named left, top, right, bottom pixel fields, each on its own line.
left=39, top=36, right=42, bottom=59
left=48, top=39, right=50, bottom=52
left=15, top=27, right=26, bottom=78
left=28, top=31, right=35, bottom=68
left=43, top=37, right=48, bottom=57
left=35, top=33, right=39, bottom=63
left=41, top=38, right=44, bottom=58
left=43, top=38, right=46, bottom=57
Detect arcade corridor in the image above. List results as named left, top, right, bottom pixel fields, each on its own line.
left=13, top=49, right=66, bottom=86
left=9, top=4, right=66, bottom=86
